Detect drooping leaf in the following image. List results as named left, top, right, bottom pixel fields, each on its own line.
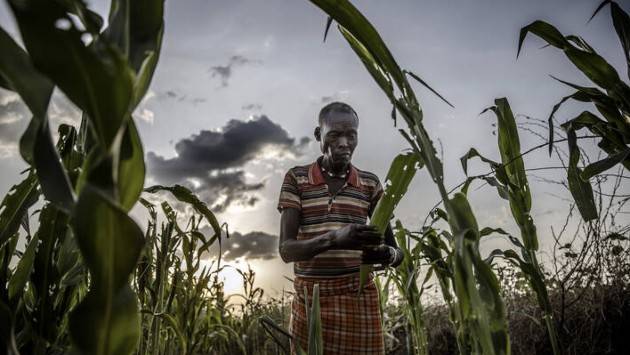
left=590, top=1, right=630, bottom=80
left=144, top=184, right=223, bottom=239
left=565, top=128, right=598, bottom=220
left=581, top=147, right=630, bottom=180
left=0, top=171, right=39, bottom=246
left=404, top=70, right=455, bottom=108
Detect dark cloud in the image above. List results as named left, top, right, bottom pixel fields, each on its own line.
left=147, top=114, right=310, bottom=212
left=209, top=55, right=258, bottom=87
left=201, top=227, right=279, bottom=261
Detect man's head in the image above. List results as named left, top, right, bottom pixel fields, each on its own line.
left=314, top=102, right=359, bottom=169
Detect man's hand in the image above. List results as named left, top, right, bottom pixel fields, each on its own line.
left=332, top=224, right=382, bottom=250
left=361, top=245, right=393, bottom=265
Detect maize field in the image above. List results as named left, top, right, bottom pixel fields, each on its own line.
left=0, top=0, right=628, bottom=354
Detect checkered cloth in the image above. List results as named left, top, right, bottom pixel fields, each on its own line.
left=289, top=274, right=385, bottom=355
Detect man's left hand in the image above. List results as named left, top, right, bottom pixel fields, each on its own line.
left=361, top=245, right=394, bottom=266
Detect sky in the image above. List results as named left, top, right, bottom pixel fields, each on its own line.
left=1, top=0, right=628, bottom=296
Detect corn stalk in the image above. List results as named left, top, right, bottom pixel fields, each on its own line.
left=463, top=98, right=561, bottom=354
left=0, top=0, right=165, bottom=354
left=307, top=1, right=510, bottom=354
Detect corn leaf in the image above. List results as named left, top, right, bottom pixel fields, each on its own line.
left=0, top=172, right=39, bottom=246
left=8, top=234, right=39, bottom=301
left=359, top=152, right=419, bottom=293
left=563, top=119, right=599, bottom=221
left=307, top=284, right=323, bottom=355
left=581, top=147, right=630, bottom=180
left=590, top=1, right=630, bottom=80
left=144, top=184, right=223, bottom=239
left=117, top=119, right=145, bottom=211
left=70, top=184, right=144, bottom=355
left=0, top=26, right=75, bottom=212
left=9, top=0, right=134, bottom=151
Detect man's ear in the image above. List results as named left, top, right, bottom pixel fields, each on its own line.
left=314, top=126, right=321, bottom=142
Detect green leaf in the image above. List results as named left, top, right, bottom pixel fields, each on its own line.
left=0, top=26, right=52, bottom=118
left=9, top=0, right=135, bottom=150
left=0, top=171, right=39, bottom=246
left=0, top=24, right=75, bottom=212
left=370, top=152, right=420, bottom=233
left=8, top=233, right=39, bottom=301
left=519, top=19, right=627, bottom=103
left=479, top=227, right=509, bottom=238
left=117, top=119, right=145, bottom=211
left=70, top=184, right=144, bottom=355
left=34, top=118, right=76, bottom=212
left=581, top=147, right=630, bottom=180
left=308, top=0, right=418, bottom=110
left=565, top=128, right=598, bottom=220
left=360, top=152, right=419, bottom=292
left=70, top=285, right=140, bottom=355
left=460, top=147, right=500, bottom=176
left=307, top=284, right=323, bottom=355
left=590, top=1, right=630, bottom=80
left=128, top=0, right=165, bottom=108
left=404, top=70, right=455, bottom=108
left=144, top=184, right=223, bottom=239
left=518, top=20, right=569, bottom=58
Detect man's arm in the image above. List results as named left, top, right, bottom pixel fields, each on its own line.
left=278, top=207, right=383, bottom=263
left=278, top=207, right=334, bottom=263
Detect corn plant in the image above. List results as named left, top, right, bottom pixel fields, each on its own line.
left=0, top=0, right=165, bottom=353
left=308, top=1, right=510, bottom=353
left=462, top=98, right=561, bottom=354
left=386, top=220, right=429, bottom=355
left=517, top=0, right=630, bottom=222
left=360, top=152, right=420, bottom=292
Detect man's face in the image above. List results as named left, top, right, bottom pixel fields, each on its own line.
left=318, top=111, right=358, bottom=167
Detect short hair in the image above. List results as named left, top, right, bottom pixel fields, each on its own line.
left=318, top=101, right=359, bottom=126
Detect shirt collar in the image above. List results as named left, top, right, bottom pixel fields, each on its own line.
left=308, top=156, right=360, bottom=187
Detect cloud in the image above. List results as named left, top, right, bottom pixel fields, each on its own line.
left=242, top=103, right=263, bottom=111
left=201, top=227, right=279, bottom=261
left=0, top=91, right=28, bottom=158
left=147, top=114, right=310, bottom=212
left=209, top=55, right=259, bottom=87
left=320, top=90, right=350, bottom=104
left=159, top=90, right=206, bottom=105
left=0, top=90, right=82, bottom=159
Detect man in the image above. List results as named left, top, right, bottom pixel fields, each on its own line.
left=277, top=101, right=403, bottom=354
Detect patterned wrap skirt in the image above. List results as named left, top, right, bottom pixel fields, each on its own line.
left=289, top=273, right=385, bottom=355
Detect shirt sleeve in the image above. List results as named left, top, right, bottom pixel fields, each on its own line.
left=277, top=169, right=301, bottom=213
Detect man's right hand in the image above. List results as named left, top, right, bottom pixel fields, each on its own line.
left=332, top=224, right=382, bottom=250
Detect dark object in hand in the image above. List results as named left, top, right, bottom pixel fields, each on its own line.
left=333, top=223, right=382, bottom=250
left=361, top=245, right=393, bottom=266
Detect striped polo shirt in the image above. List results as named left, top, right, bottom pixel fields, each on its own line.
left=277, top=156, right=383, bottom=278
